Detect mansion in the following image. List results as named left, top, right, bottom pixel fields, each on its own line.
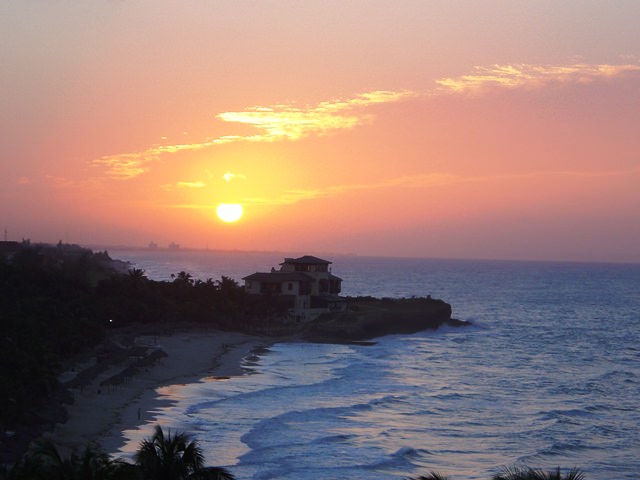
left=243, top=255, right=345, bottom=321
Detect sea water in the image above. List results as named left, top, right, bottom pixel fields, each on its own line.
left=111, top=251, right=640, bottom=479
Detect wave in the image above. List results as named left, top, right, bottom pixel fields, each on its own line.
left=112, top=252, right=640, bottom=479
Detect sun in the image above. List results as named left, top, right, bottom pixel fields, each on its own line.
left=216, top=203, right=243, bottom=223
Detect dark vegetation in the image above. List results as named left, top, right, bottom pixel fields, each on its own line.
left=0, top=425, right=234, bottom=479
left=414, top=469, right=585, bottom=480
left=0, top=243, right=282, bottom=461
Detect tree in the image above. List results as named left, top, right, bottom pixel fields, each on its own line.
left=172, top=272, right=194, bottom=287
left=216, top=276, right=238, bottom=293
left=135, top=426, right=235, bottom=480
left=493, top=466, right=585, bottom=480
left=128, top=269, right=147, bottom=282
left=71, top=445, right=139, bottom=480
left=135, top=426, right=202, bottom=480
left=4, top=439, right=138, bottom=480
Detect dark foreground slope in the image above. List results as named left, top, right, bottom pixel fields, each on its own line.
left=303, top=296, right=470, bottom=342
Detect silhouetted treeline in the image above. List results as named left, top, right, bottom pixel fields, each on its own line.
left=1, top=244, right=111, bottom=430
left=0, top=244, right=283, bottom=434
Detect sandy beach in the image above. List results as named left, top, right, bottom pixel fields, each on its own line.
left=44, top=329, right=281, bottom=457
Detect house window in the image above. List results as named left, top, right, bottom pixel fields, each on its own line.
left=288, top=282, right=293, bottom=291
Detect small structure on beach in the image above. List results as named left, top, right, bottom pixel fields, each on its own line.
left=243, top=255, right=345, bottom=322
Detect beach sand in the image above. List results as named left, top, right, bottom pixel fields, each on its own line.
left=44, top=329, right=279, bottom=457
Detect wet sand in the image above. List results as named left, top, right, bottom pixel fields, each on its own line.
left=44, top=329, right=279, bottom=456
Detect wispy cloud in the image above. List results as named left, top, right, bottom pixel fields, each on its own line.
left=92, top=142, right=217, bottom=180
left=42, top=175, right=101, bottom=190
left=242, top=166, right=640, bottom=206
left=245, top=173, right=460, bottom=205
left=177, top=181, right=206, bottom=188
left=160, top=181, right=207, bottom=192
left=92, top=153, right=152, bottom=179
left=91, top=90, right=415, bottom=179
left=166, top=166, right=639, bottom=210
left=436, top=63, right=640, bottom=93
left=161, top=180, right=208, bottom=191
left=223, top=172, right=246, bottom=182
left=167, top=173, right=459, bottom=209
left=216, top=90, right=415, bottom=142
left=92, top=62, right=638, bottom=180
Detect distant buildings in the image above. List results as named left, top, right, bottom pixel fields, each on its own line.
left=243, top=255, right=345, bottom=321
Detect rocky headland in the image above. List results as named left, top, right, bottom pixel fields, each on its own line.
left=302, top=296, right=470, bottom=343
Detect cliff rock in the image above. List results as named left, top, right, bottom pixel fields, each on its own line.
left=303, top=297, right=469, bottom=343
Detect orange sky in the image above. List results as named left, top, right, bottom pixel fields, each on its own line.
left=1, top=2, right=639, bottom=263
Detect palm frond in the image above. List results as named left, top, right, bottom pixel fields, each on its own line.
left=493, top=465, right=586, bottom=480
left=562, top=468, right=585, bottom=480
left=408, top=472, right=449, bottom=480
left=493, top=465, right=540, bottom=480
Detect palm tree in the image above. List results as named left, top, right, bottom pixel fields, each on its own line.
left=135, top=426, right=235, bottom=480
left=172, top=272, right=194, bottom=287
left=493, top=466, right=585, bottom=480
left=216, top=276, right=239, bottom=293
left=73, top=447, right=139, bottom=480
left=135, top=426, right=198, bottom=480
left=128, top=268, right=147, bottom=280
left=27, top=438, right=81, bottom=479
left=8, top=439, right=138, bottom=480
left=127, top=269, right=147, bottom=289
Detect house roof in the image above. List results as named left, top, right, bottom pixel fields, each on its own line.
left=280, top=255, right=332, bottom=265
left=242, top=272, right=314, bottom=282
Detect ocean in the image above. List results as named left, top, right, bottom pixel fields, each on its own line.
left=109, top=250, right=640, bottom=479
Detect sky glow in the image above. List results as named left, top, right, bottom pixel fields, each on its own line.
left=1, top=1, right=639, bottom=262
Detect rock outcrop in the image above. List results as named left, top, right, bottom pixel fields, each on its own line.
left=303, top=296, right=469, bottom=343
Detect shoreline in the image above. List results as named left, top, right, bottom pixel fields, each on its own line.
left=44, top=328, right=290, bottom=458
left=39, top=299, right=459, bottom=460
